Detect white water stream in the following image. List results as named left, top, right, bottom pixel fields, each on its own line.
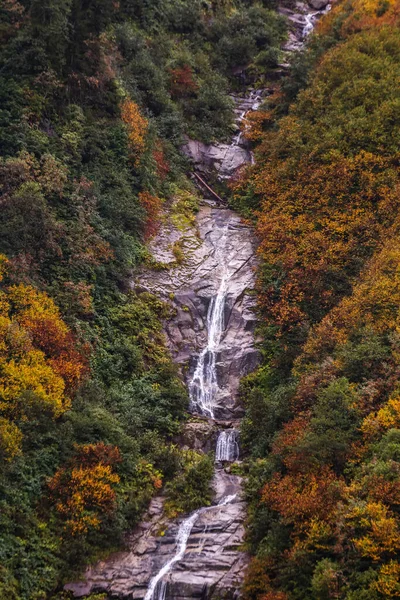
left=215, top=430, right=240, bottom=462
left=145, top=495, right=238, bottom=600
left=143, top=6, right=328, bottom=596
left=188, top=225, right=230, bottom=418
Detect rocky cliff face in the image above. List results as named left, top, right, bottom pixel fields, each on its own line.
left=65, top=200, right=257, bottom=600
left=65, top=472, right=247, bottom=600
left=182, top=92, right=263, bottom=179
left=139, top=202, right=259, bottom=420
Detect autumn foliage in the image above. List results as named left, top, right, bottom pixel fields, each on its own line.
left=49, top=443, right=121, bottom=536
left=120, top=98, right=148, bottom=164
left=138, top=191, right=163, bottom=240
left=241, top=0, right=400, bottom=597
left=169, top=65, right=198, bottom=98
left=0, top=263, right=87, bottom=414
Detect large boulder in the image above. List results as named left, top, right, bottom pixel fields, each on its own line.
left=309, top=0, right=330, bottom=9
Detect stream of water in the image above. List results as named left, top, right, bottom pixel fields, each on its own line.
left=145, top=494, right=238, bottom=600
left=216, top=430, right=240, bottom=462
left=144, top=169, right=244, bottom=600
left=188, top=225, right=230, bottom=418
left=143, top=5, right=328, bottom=597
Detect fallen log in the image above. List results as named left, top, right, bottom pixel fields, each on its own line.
left=193, top=172, right=227, bottom=205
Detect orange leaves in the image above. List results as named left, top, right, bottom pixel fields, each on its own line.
left=262, top=593, right=289, bottom=600
left=74, top=442, right=122, bottom=468
left=120, top=99, right=148, bottom=164
left=5, top=283, right=89, bottom=393
left=49, top=444, right=120, bottom=536
left=152, top=141, right=170, bottom=181
left=242, top=557, right=273, bottom=600
left=262, top=468, right=344, bottom=535
left=373, top=561, right=400, bottom=597
left=367, top=476, right=400, bottom=508
left=169, top=65, right=198, bottom=99
left=138, top=191, right=163, bottom=240
left=318, top=0, right=400, bottom=38
left=298, top=235, right=400, bottom=374
left=242, top=110, right=274, bottom=143
left=271, top=413, right=311, bottom=472
left=49, top=443, right=120, bottom=536
left=0, top=275, right=88, bottom=429
left=254, top=150, right=400, bottom=332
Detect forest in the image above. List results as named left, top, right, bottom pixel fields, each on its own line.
left=236, top=0, right=400, bottom=597
left=0, top=0, right=286, bottom=598
left=2, top=0, right=400, bottom=598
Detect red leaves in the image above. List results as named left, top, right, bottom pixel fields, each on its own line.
left=169, top=65, right=198, bottom=99
left=153, top=141, right=170, bottom=181
left=138, top=191, right=163, bottom=240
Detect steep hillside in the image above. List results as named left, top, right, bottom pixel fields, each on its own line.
left=0, top=1, right=286, bottom=599
left=236, top=1, right=400, bottom=598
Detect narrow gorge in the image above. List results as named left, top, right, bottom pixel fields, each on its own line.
left=66, top=3, right=329, bottom=598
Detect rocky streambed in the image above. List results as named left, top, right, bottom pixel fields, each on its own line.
left=65, top=3, right=330, bottom=598
left=66, top=197, right=259, bottom=600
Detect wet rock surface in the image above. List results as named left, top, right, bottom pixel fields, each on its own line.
left=65, top=471, right=247, bottom=600
left=182, top=91, right=264, bottom=179
left=139, top=203, right=259, bottom=421
left=66, top=200, right=257, bottom=600
left=280, top=0, right=331, bottom=52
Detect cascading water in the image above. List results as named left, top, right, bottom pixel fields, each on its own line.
left=302, top=12, right=318, bottom=36
left=232, top=90, right=263, bottom=147
left=188, top=226, right=230, bottom=418
left=145, top=495, right=238, bottom=600
left=215, top=430, right=240, bottom=462
left=144, top=91, right=254, bottom=600
left=144, top=509, right=202, bottom=600
left=154, top=581, right=167, bottom=600
left=65, top=5, right=330, bottom=599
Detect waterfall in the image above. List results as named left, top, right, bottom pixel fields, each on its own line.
left=155, top=581, right=167, bottom=600
left=189, top=226, right=230, bottom=418
left=216, top=430, right=240, bottom=462
left=303, top=4, right=332, bottom=38
left=302, top=12, right=318, bottom=37
left=144, top=509, right=202, bottom=600
left=144, top=495, right=237, bottom=599
left=232, top=90, right=263, bottom=147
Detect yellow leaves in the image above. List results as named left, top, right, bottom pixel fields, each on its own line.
left=0, top=255, right=9, bottom=283
left=49, top=445, right=121, bottom=536
left=120, top=99, right=148, bottom=164
left=0, top=417, right=22, bottom=461
left=349, top=502, right=400, bottom=561
left=292, top=518, right=334, bottom=556
left=373, top=561, right=400, bottom=597
left=7, top=283, right=66, bottom=332
left=298, top=235, right=400, bottom=372
left=0, top=350, right=67, bottom=419
left=0, top=280, right=87, bottom=440
left=362, top=396, right=400, bottom=439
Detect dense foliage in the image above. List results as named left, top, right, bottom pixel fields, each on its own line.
left=236, top=0, right=400, bottom=598
left=0, top=1, right=287, bottom=598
